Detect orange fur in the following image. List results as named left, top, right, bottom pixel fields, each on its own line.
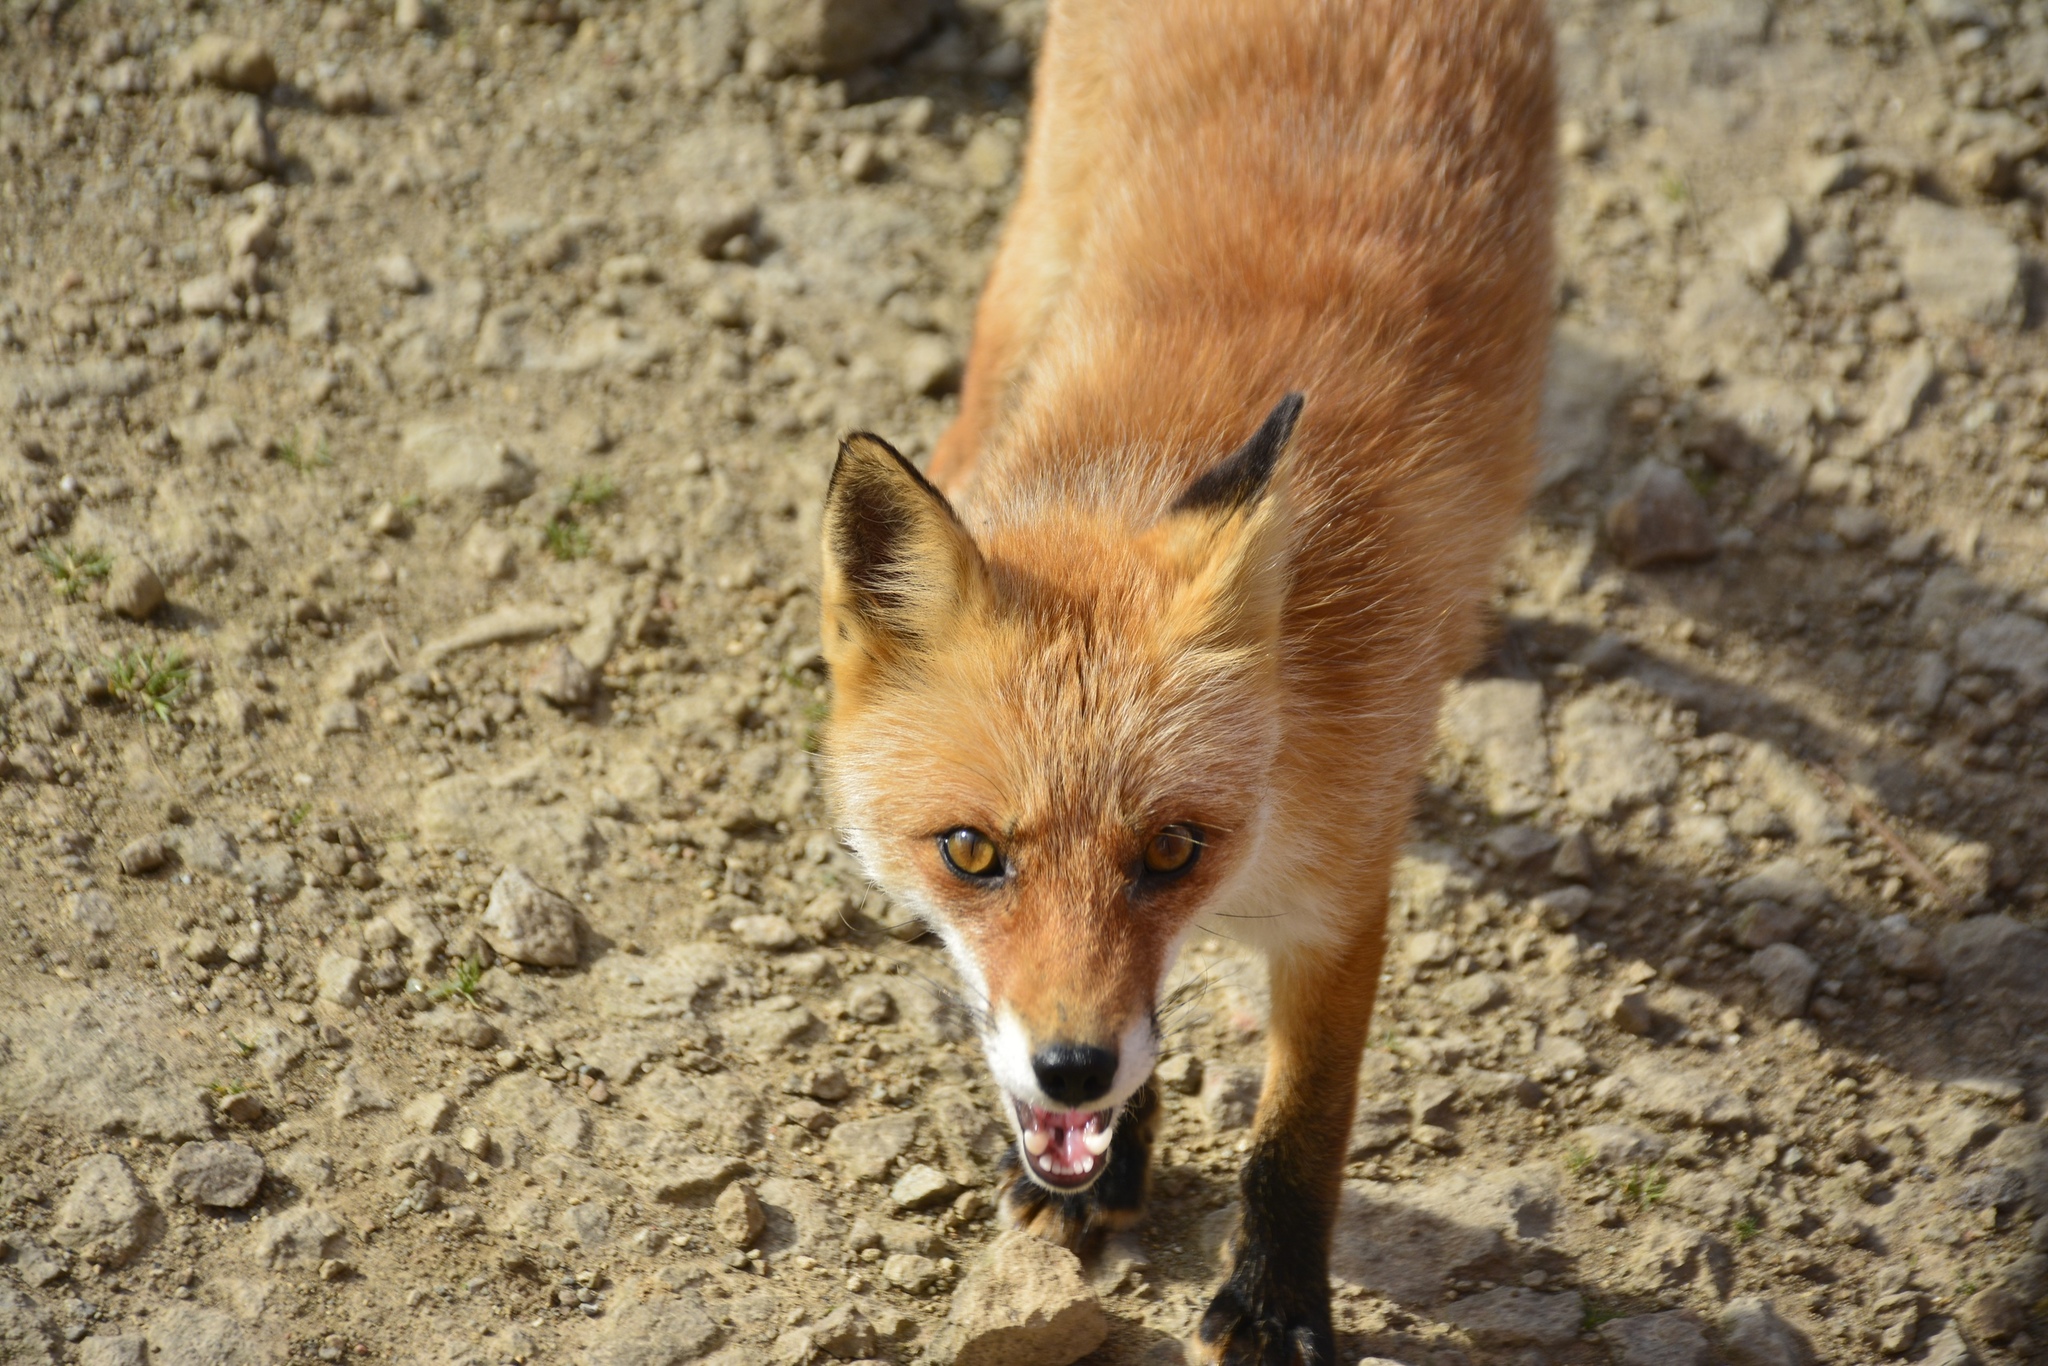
left=822, top=0, right=1552, bottom=1358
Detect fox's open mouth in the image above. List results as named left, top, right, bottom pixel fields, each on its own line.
left=1008, top=1096, right=1117, bottom=1191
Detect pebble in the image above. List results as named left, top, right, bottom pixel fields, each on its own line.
left=77, top=1337, right=149, bottom=1366
left=103, top=556, right=165, bottom=620
left=1937, top=914, right=2048, bottom=1022
left=314, top=72, right=374, bottom=115
left=1728, top=199, right=1796, bottom=281
left=1955, top=612, right=2048, bottom=694
left=1605, top=987, right=1656, bottom=1036
left=1569, top=1123, right=1668, bottom=1169
left=732, top=912, right=802, bottom=951
left=118, top=834, right=167, bottom=876
left=745, top=0, right=935, bottom=74
left=1731, top=899, right=1809, bottom=950
left=826, top=1113, right=919, bottom=1181
left=172, top=35, right=277, bottom=93
left=402, top=1093, right=454, bottom=1134
left=928, top=1229, right=1107, bottom=1366
left=1441, top=1287, right=1584, bottom=1349
left=1869, top=914, right=1943, bottom=980
left=1605, top=461, right=1717, bottom=569
left=375, top=253, right=427, bottom=294
left=1199, top=1064, right=1262, bottom=1131
left=1749, top=943, right=1819, bottom=1019
left=885, top=1251, right=942, bottom=1294
left=713, top=1180, right=764, bottom=1247
left=527, top=644, right=598, bottom=710
left=891, top=1163, right=961, bottom=1211
left=1863, top=341, right=1938, bottom=443
left=1889, top=199, right=2023, bottom=330
left=479, top=865, right=583, bottom=967
left=902, top=335, right=963, bottom=397
left=178, top=273, right=243, bottom=317
left=70, top=890, right=116, bottom=936
left=1593, top=1057, right=1755, bottom=1130
left=1154, top=1053, right=1203, bottom=1095
left=164, top=1140, right=265, bottom=1208
left=1555, top=694, right=1678, bottom=816
left=50, top=1154, right=154, bottom=1268
left=1717, top=1296, right=1813, bottom=1366
left=1438, top=678, right=1551, bottom=818
left=650, top=1155, right=751, bottom=1203
left=1726, top=854, right=1831, bottom=911
left=1599, top=1311, right=1710, bottom=1366
left=402, top=423, right=537, bottom=505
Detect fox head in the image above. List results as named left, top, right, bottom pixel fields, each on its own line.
left=817, top=396, right=1302, bottom=1193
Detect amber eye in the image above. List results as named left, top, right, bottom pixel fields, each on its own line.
left=940, top=828, right=1002, bottom=879
left=1143, top=824, right=1201, bottom=876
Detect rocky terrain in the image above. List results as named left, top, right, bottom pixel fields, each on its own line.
left=2, top=0, right=2048, bottom=1363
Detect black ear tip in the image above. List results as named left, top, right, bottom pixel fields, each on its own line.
left=1171, top=391, right=1306, bottom=514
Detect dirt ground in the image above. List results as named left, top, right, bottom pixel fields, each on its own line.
left=3, top=0, right=2048, bottom=1363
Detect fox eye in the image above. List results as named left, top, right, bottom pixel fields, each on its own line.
left=1143, top=824, right=1201, bottom=876
left=940, top=827, right=1002, bottom=879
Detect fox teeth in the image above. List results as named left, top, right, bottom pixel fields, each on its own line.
left=1081, top=1126, right=1114, bottom=1156
left=1023, top=1128, right=1051, bottom=1157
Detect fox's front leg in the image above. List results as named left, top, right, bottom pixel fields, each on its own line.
left=998, top=1082, right=1160, bottom=1251
left=1198, top=933, right=1384, bottom=1366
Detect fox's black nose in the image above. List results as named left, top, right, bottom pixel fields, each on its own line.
left=1032, top=1043, right=1118, bottom=1106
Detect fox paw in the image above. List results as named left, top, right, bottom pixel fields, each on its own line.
left=997, top=1084, right=1158, bottom=1252
left=1195, top=1275, right=1335, bottom=1366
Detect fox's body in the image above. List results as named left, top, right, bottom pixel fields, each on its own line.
left=819, top=1, right=1553, bottom=1361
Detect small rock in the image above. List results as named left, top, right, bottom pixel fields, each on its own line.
left=1727, top=855, right=1831, bottom=912
left=1731, top=900, right=1809, bottom=949
left=402, top=1093, right=455, bottom=1134
left=810, top=1304, right=877, bottom=1360
left=164, top=1141, right=264, bottom=1208
left=744, top=0, right=935, bottom=74
left=315, top=952, right=365, bottom=1008
left=1606, top=461, right=1717, bottom=569
left=71, top=890, right=116, bottom=936
left=1890, top=199, right=2023, bottom=331
left=375, top=252, right=427, bottom=293
left=1864, top=341, right=1938, bottom=443
left=403, top=423, right=537, bottom=505
left=393, top=0, right=440, bottom=32
left=1956, top=613, right=2048, bottom=695
left=1729, top=200, right=1797, bottom=281
left=479, top=866, right=582, bottom=967
left=1869, top=914, right=1943, bottom=980
left=1532, top=885, right=1592, bottom=929
left=650, top=1155, right=752, bottom=1203
left=104, top=556, right=165, bottom=620
left=929, top=1229, right=1108, bottom=1366
left=173, top=34, right=277, bottom=93
left=1556, top=695, right=1678, bottom=815
left=288, top=299, right=338, bottom=344
left=1749, top=943, right=1819, bottom=1018
left=330, top=1064, right=392, bottom=1118
left=51, top=1154, right=154, bottom=1267
left=316, top=700, right=365, bottom=737
left=1605, top=988, right=1656, bottom=1036
left=527, top=644, right=597, bottom=709
left=1445, top=971, right=1509, bottom=1014
left=178, top=272, right=243, bottom=317
left=77, top=1337, right=149, bottom=1366
left=586, top=1297, right=721, bottom=1366
left=1442, top=1287, right=1583, bottom=1349
left=1484, top=823, right=1559, bottom=869
left=732, top=913, right=801, bottom=951
left=1600, top=1311, right=1711, bottom=1366
left=713, top=1181, right=764, bottom=1248
left=1594, top=1056, right=1755, bottom=1129
left=891, top=1163, right=961, bottom=1210
left=1200, top=1065, right=1262, bottom=1131
left=902, top=335, right=963, bottom=397
left=885, top=1251, right=942, bottom=1294
left=1937, top=915, right=2048, bottom=1022
left=250, top=1207, right=347, bottom=1271
left=1154, top=1054, right=1203, bottom=1095
left=1717, top=1296, right=1812, bottom=1366
left=1439, top=678, right=1552, bottom=817
left=673, top=195, right=760, bottom=259
left=118, top=834, right=168, bottom=876
left=1569, top=1124, right=1668, bottom=1169
left=826, top=1113, right=919, bottom=1181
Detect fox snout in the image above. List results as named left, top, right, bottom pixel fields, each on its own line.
left=1031, top=1042, right=1119, bottom=1107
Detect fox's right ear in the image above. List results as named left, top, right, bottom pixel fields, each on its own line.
left=821, top=433, right=991, bottom=676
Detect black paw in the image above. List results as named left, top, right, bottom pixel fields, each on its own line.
left=1196, top=1271, right=1335, bottom=1366
left=998, top=1084, right=1158, bottom=1251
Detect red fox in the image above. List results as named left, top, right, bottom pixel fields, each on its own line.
left=818, top=1, right=1553, bottom=1360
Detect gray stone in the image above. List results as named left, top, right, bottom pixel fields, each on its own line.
left=1717, top=1296, right=1811, bottom=1366
left=51, top=1154, right=155, bottom=1267
left=1200, top=1064, right=1262, bottom=1131
left=1601, top=1311, right=1711, bottom=1366
left=1594, top=1057, right=1755, bottom=1129
left=1569, top=1124, right=1668, bottom=1169
left=1606, top=461, right=1717, bottom=569
left=1538, top=323, right=1637, bottom=489
left=315, top=952, right=365, bottom=1008
left=77, top=1336, right=149, bottom=1366
left=586, top=1294, right=723, bottom=1366
left=1736, top=745, right=1848, bottom=844
left=375, top=252, right=426, bottom=293
left=649, top=1155, right=752, bottom=1204
left=1869, top=914, right=1943, bottom=980
left=479, top=865, right=582, bottom=967
left=1864, top=341, right=1938, bottom=443
left=929, top=1229, right=1109, bottom=1366
left=104, top=556, right=165, bottom=620
left=147, top=1304, right=256, bottom=1366
left=1938, top=915, right=2048, bottom=1021
left=1483, top=823, right=1558, bottom=869
left=891, top=1162, right=961, bottom=1210
left=1556, top=695, right=1678, bottom=816
left=172, top=34, right=277, bottom=93
left=825, top=1112, right=919, bottom=1181
left=886, top=1251, right=942, bottom=1293
left=1731, top=900, right=1809, bottom=949
left=71, top=890, right=117, bottom=935
left=1749, top=943, right=1819, bottom=1018
left=164, top=823, right=239, bottom=874
left=165, top=1141, right=264, bottom=1207
left=713, top=1181, right=764, bottom=1247
left=810, top=1304, right=877, bottom=1360
left=1441, top=1287, right=1583, bottom=1348
left=403, top=423, right=537, bottom=505
left=1890, top=199, right=2023, bottom=330
left=731, top=913, right=801, bottom=951
left=1727, top=856, right=1831, bottom=912
left=1728, top=200, right=1797, bottom=280
left=1438, top=678, right=1552, bottom=818
left=330, top=1063, right=392, bottom=1117
left=1670, top=271, right=1779, bottom=375
left=526, top=644, right=598, bottom=710
left=0, top=1284, right=59, bottom=1364
left=746, top=0, right=935, bottom=74
left=249, top=1207, right=346, bottom=1270
left=1445, top=971, right=1510, bottom=1014
left=927, top=1084, right=1011, bottom=1184
left=1956, top=613, right=2048, bottom=695
left=118, top=833, right=168, bottom=875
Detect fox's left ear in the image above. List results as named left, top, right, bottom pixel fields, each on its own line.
left=1158, top=393, right=1303, bottom=654
left=821, top=432, right=991, bottom=678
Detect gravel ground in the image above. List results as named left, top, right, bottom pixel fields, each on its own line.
left=3, top=1, right=2048, bottom=1364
